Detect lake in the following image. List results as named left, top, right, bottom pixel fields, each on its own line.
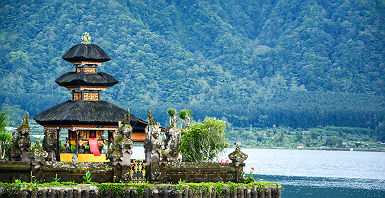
left=132, top=147, right=385, bottom=198
left=239, top=148, right=385, bottom=198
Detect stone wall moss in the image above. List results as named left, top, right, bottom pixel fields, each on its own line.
left=43, top=162, right=112, bottom=173
left=159, top=162, right=240, bottom=183
left=0, top=181, right=78, bottom=196
left=0, top=181, right=281, bottom=197
left=0, top=161, right=30, bottom=171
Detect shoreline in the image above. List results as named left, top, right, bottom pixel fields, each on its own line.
left=131, top=144, right=385, bottom=152
left=22, top=141, right=384, bottom=153
left=233, top=146, right=385, bottom=152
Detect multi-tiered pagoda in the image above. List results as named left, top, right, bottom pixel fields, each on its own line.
left=34, top=33, right=147, bottom=161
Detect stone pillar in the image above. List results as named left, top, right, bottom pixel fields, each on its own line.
left=56, top=129, right=61, bottom=161
left=144, top=109, right=164, bottom=182
left=43, top=128, right=58, bottom=161
left=107, top=109, right=133, bottom=182
left=164, top=114, right=181, bottom=162
left=10, top=113, right=31, bottom=162
left=228, top=144, right=248, bottom=183
left=144, top=109, right=154, bottom=165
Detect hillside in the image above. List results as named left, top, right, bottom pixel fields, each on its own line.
left=1, top=0, right=385, bottom=140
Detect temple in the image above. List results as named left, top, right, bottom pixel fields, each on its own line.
left=33, top=33, right=148, bottom=161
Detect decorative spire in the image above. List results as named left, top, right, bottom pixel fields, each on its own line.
left=148, top=109, right=155, bottom=126
left=22, top=112, right=29, bottom=127
left=81, top=32, right=91, bottom=44
left=123, top=108, right=131, bottom=124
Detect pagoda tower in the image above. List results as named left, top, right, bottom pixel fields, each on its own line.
left=34, top=33, right=147, bottom=161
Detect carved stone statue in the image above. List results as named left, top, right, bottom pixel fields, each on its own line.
left=228, top=144, right=248, bottom=166
left=144, top=109, right=165, bottom=181
left=164, top=113, right=181, bottom=162
left=30, top=140, right=48, bottom=170
left=42, top=128, right=58, bottom=161
left=10, top=113, right=31, bottom=162
left=81, top=32, right=91, bottom=44
left=228, top=144, right=248, bottom=183
left=151, top=123, right=164, bottom=156
left=170, top=114, right=177, bottom=128
left=107, top=109, right=133, bottom=166
left=106, top=109, right=134, bottom=181
left=145, top=111, right=164, bottom=162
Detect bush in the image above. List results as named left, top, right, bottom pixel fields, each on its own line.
left=179, top=117, right=228, bottom=162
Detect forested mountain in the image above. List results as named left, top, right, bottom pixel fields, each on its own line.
left=1, top=0, right=385, bottom=140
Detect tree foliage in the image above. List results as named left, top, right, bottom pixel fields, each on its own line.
left=167, top=108, right=176, bottom=117
left=0, top=0, right=384, bottom=140
left=375, top=122, right=385, bottom=142
left=179, top=117, right=228, bottom=162
left=0, top=110, right=12, bottom=159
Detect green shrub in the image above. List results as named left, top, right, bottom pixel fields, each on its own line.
left=179, top=117, right=228, bottom=162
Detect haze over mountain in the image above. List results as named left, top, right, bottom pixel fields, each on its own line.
left=1, top=0, right=384, bottom=139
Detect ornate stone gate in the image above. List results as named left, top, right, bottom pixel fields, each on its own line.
left=129, top=159, right=147, bottom=183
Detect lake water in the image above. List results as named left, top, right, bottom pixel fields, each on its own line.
left=132, top=147, right=385, bottom=198
left=239, top=148, right=385, bottom=198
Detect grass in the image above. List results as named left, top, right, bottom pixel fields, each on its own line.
left=0, top=181, right=280, bottom=196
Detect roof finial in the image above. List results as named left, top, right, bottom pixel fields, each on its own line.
left=81, top=32, right=91, bottom=44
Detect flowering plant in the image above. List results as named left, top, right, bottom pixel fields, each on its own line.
left=244, top=167, right=255, bottom=183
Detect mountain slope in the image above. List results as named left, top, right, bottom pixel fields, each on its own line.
left=0, top=0, right=384, bottom=133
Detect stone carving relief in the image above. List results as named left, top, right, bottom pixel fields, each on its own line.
left=164, top=114, right=181, bottom=162
left=107, top=109, right=133, bottom=167
left=144, top=109, right=165, bottom=181
left=10, top=113, right=31, bottom=162
left=43, top=128, right=58, bottom=161
left=228, top=144, right=248, bottom=183
left=30, top=140, right=48, bottom=172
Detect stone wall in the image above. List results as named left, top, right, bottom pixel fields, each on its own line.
left=0, top=161, right=112, bottom=183
left=0, top=161, right=31, bottom=182
left=0, top=161, right=244, bottom=184
left=158, top=162, right=239, bottom=183
left=41, top=162, right=113, bottom=183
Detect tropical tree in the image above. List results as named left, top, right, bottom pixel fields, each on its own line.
left=0, top=110, right=12, bottom=159
left=167, top=108, right=176, bottom=126
left=179, top=117, right=228, bottom=162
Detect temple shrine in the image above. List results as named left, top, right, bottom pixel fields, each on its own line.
left=33, top=33, right=148, bottom=162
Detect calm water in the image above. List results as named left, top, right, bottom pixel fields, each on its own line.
left=132, top=147, right=385, bottom=198
left=228, top=148, right=385, bottom=198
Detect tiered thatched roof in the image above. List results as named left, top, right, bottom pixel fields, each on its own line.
left=34, top=36, right=149, bottom=132
left=33, top=100, right=146, bottom=130
left=55, top=72, right=118, bottom=87
left=62, top=44, right=111, bottom=62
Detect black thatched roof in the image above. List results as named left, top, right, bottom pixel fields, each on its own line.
left=62, top=44, right=111, bottom=62
left=33, top=100, right=146, bottom=130
left=55, top=72, right=118, bottom=87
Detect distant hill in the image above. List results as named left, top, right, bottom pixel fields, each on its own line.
left=1, top=0, right=384, bottom=139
